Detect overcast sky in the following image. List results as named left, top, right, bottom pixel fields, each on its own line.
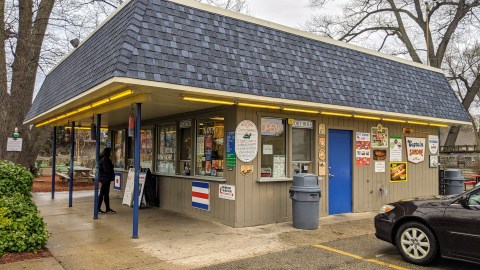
left=246, top=0, right=342, bottom=29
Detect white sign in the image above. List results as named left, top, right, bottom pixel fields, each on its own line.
left=406, top=137, right=426, bottom=164
left=389, top=136, right=402, bottom=162
left=235, top=120, right=258, bottom=162
left=428, top=135, right=439, bottom=155
left=6, top=138, right=22, bottom=151
left=263, top=144, right=273, bottom=155
left=292, top=120, right=313, bottom=129
left=180, top=119, right=191, bottom=128
left=219, top=184, right=235, bottom=200
left=273, top=155, right=286, bottom=178
left=356, top=132, right=370, bottom=142
left=122, top=169, right=146, bottom=207
left=375, top=161, right=385, bottom=173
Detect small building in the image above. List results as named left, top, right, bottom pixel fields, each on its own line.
left=25, top=0, right=469, bottom=228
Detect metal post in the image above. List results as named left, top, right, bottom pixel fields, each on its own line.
left=132, top=103, right=141, bottom=238
left=94, top=114, right=101, bottom=219
left=51, top=126, right=57, bottom=200
left=69, top=121, right=75, bottom=207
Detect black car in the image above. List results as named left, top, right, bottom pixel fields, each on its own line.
left=375, top=185, right=480, bottom=266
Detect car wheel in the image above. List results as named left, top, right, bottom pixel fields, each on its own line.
left=395, top=221, right=438, bottom=265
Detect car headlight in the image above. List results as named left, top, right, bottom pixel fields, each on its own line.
left=379, top=204, right=395, bottom=214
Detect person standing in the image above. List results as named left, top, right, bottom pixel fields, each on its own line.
left=98, top=147, right=116, bottom=213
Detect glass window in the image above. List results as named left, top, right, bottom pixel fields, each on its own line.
left=112, top=130, right=126, bottom=169
left=140, top=129, right=153, bottom=170
left=260, top=118, right=286, bottom=178
left=196, top=118, right=224, bottom=177
left=157, top=124, right=176, bottom=174
left=292, top=120, right=314, bottom=174
left=179, top=120, right=192, bottom=175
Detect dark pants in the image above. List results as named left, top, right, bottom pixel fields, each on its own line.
left=98, top=180, right=111, bottom=210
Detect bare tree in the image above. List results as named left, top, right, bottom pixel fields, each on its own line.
left=305, top=0, right=480, bottom=146
left=195, top=0, right=251, bottom=13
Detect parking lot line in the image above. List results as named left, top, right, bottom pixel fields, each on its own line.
left=312, top=244, right=409, bottom=270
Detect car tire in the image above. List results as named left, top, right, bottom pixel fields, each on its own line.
left=395, top=221, right=438, bottom=265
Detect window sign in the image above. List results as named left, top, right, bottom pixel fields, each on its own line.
left=196, top=119, right=224, bottom=177
left=273, top=155, right=286, bottom=178
left=261, top=119, right=284, bottom=136
left=180, top=119, right=191, bottom=129
left=261, top=118, right=286, bottom=177
left=235, top=120, right=258, bottom=163
left=292, top=120, right=313, bottom=129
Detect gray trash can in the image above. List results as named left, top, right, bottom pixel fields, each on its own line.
left=289, top=174, right=321, bottom=230
left=443, top=169, right=465, bottom=195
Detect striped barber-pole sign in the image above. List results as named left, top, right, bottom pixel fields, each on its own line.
left=192, top=181, right=210, bottom=211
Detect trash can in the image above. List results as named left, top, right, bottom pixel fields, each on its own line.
left=443, top=169, right=465, bottom=195
left=289, top=174, right=321, bottom=230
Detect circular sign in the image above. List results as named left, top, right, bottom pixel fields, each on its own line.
left=235, top=120, right=258, bottom=163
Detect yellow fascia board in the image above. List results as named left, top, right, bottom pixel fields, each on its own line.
left=408, top=121, right=429, bottom=126
left=238, top=102, right=280, bottom=110
left=183, top=96, right=234, bottom=105
left=322, top=112, right=352, bottom=117
left=282, top=107, right=319, bottom=114
left=354, top=115, right=381, bottom=120
left=382, top=118, right=406, bottom=123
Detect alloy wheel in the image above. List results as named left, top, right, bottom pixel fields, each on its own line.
left=399, top=227, right=430, bottom=259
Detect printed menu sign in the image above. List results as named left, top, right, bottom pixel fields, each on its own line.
left=235, top=120, right=258, bottom=163
left=389, top=136, right=402, bottom=162
left=355, top=132, right=371, bottom=166
left=273, top=155, right=286, bottom=178
left=406, top=137, right=426, bottom=164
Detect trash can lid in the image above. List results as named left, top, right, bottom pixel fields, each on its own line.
left=293, top=173, right=318, bottom=187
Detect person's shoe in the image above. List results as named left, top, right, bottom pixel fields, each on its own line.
left=98, top=209, right=106, bottom=214
left=106, top=209, right=116, bottom=214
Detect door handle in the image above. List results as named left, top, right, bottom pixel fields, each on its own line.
left=329, top=174, right=334, bottom=178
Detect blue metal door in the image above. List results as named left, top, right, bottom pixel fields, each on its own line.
left=328, top=129, right=352, bottom=214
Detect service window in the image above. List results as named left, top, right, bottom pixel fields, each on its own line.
left=196, top=118, right=225, bottom=177
left=140, top=128, right=153, bottom=170
left=157, top=123, right=176, bottom=174
left=112, top=130, right=126, bottom=169
left=292, top=120, right=314, bottom=174
left=179, top=120, right=192, bottom=175
left=260, top=118, right=286, bottom=178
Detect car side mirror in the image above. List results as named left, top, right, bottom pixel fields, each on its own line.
left=458, top=195, right=470, bottom=208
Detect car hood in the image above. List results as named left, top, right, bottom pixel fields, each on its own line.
left=399, top=194, right=456, bottom=202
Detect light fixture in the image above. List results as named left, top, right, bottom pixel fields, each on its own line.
left=321, top=112, right=352, bottom=117
left=65, top=126, right=108, bottom=131
left=183, top=96, right=234, bottom=105
left=407, top=121, right=428, bottom=126
left=429, top=123, right=448, bottom=128
left=354, top=115, right=381, bottom=120
left=210, top=117, right=225, bottom=121
left=237, top=102, right=280, bottom=110
left=35, top=90, right=135, bottom=127
left=382, top=118, right=406, bottom=123
left=282, top=107, right=319, bottom=114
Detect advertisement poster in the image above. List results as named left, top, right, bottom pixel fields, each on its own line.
left=390, top=162, right=407, bottom=182
left=219, top=184, right=235, bottom=200
left=226, top=131, right=236, bottom=168
left=429, top=155, right=439, bottom=168
left=375, top=161, right=385, bottom=173
left=371, top=124, right=388, bottom=148
left=6, top=138, right=22, bottom=151
left=114, top=172, right=122, bottom=191
left=389, top=136, right=402, bottom=162
left=192, top=181, right=210, bottom=211
left=240, top=165, right=253, bottom=176
left=235, top=120, right=258, bottom=163
left=373, top=150, right=387, bottom=160
left=273, top=155, right=286, bottom=177
left=428, top=135, right=439, bottom=155
left=406, top=137, right=426, bottom=164
left=355, top=132, right=371, bottom=166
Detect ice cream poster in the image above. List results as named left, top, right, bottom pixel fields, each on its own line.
left=355, top=132, right=371, bottom=166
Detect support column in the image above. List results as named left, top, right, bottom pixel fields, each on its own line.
left=69, top=121, right=75, bottom=207
left=132, top=103, right=141, bottom=238
left=51, top=126, right=57, bottom=200
left=94, top=114, right=101, bottom=219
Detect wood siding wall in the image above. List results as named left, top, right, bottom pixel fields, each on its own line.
left=235, top=106, right=439, bottom=227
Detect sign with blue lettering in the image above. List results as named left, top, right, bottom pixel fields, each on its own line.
left=226, top=131, right=236, bottom=167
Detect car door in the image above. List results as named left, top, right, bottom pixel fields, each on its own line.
left=443, top=188, right=480, bottom=261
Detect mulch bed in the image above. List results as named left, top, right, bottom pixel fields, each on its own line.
left=0, top=248, right=52, bottom=264
left=32, top=176, right=95, bottom=192
left=0, top=176, right=95, bottom=264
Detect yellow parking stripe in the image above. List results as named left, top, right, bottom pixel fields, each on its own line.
left=312, top=244, right=409, bottom=270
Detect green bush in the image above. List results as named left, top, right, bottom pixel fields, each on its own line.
left=0, top=160, right=33, bottom=197
left=0, top=194, right=49, bottom=256
left=0, top=161, right=48, bottom=256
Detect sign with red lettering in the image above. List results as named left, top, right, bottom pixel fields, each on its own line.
left=406, top=137, right=426, bottom=164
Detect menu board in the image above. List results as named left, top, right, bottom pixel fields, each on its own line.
left=355, top=132, right=371, bottom=166
left=226, top=131, right=236, bottom=168
left=235, top=120, right=258, bottom=163
left=273, top=155, right=286, bottom=178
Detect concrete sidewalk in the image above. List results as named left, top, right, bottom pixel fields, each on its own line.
left=4, top=191, right=376, bottom=269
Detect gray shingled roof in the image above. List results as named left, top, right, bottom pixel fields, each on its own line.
left=26, top=0, right=470, bottom=122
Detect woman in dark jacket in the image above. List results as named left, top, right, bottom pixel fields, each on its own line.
left=98, top=147, right=116, bottom=213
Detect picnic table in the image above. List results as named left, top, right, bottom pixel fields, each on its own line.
left=56, top=166, right=94, bottom=183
